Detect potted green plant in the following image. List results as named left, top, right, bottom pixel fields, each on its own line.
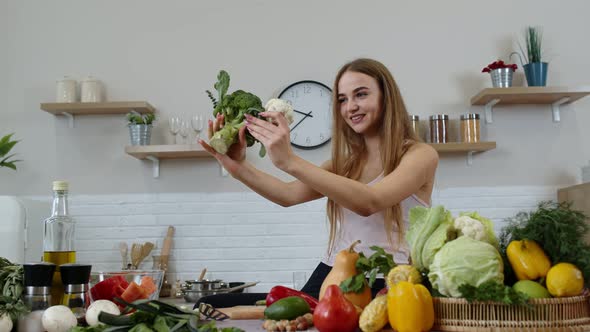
left=511, top=26, right=547, bottom=86
left=126, top=111, right=155, bottom=145
left=0, top=133, right=21, bottom=170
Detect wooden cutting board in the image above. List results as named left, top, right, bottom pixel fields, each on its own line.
left=217, top=305, right=266, bottom=320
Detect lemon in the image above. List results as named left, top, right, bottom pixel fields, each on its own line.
left=386, top=265, right=422, bottom=288
left=546, top=263, right=584, bottom=297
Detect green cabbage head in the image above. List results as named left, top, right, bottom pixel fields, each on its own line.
left=428, top=236, right=504, bottom=297
left=406, top=205, right=454, bottom=271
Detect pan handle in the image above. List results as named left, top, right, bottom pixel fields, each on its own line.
left=223, top=281, right=260, bottom=293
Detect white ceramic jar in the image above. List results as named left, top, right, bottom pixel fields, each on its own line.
left=80, top=76, right=103, bottom=102
left=56, top=77, right=77, bottom=103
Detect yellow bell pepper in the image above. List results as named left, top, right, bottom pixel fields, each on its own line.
left=387, top=281, right=434, bottom=332
left=506, top=239, right=551, bottom=281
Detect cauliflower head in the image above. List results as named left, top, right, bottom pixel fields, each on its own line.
left=453, top=215, right=488, bottom=242
left=264, top=98, right=294, bottom=125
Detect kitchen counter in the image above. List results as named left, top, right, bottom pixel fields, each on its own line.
left=158, top=296, right=195, bottom=311
left=157, top=297, right=396, bottom=332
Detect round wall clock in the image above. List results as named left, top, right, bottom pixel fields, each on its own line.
left=278, top=80, right=333, bottom=149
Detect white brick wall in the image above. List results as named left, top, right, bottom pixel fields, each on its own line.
left=26, top=185, right=558, bottom=292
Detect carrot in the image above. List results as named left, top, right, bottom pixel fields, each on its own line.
left=120, top=281, right=147, bottom=303
left=140, top=276, right=157, bottom=296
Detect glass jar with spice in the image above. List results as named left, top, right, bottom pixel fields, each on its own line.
left=410, top=115, right=421, bottom=140
left=460, top=113, right=480, bottom=143
left=429, top=114, right=449, bottom=143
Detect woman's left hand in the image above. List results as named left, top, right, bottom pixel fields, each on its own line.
left=245, top=112, right=294, bottom=171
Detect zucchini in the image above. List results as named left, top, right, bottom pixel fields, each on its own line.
left=264, top=296, right=311, bottom=320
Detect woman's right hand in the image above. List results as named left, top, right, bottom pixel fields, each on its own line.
left=198, top=114, right=247, bottom=176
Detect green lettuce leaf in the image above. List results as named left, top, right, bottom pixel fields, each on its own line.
left=406, top=205, right=450, bottom=271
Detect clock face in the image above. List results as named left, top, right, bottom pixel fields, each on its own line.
left=278, top=80, right=333, bottom=149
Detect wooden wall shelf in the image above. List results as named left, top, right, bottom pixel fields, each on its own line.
left=126, top=141, right=496, bottom=178
left=40, top=101, right=155, bottom=128
left=428, top=141, right=496, bottom=165
left=125, top=144, right=213, bottom=178
left=470, top=86, right=590, bottom=123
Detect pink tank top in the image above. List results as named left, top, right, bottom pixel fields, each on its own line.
left=322, top=173, right=429, bottom=266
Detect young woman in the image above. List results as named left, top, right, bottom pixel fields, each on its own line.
left=199, top=58, right=438, bottom=301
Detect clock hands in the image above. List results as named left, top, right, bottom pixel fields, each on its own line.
left=293, top=109, right=313, bottom=118
left=290, top=110, right=313, bottom=132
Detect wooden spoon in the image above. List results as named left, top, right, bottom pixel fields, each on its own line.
left=130, top=243, right=142, bottom=269
left=119, top=242, right=128, bottom=270
left=138, top=242, right=155, bottom=268
left=198, top=268, right=207, bottom=281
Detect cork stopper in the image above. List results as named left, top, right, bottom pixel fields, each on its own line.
left=23, top=263, right=56, bottom=287
left=53, top=181, right=69, bottom=191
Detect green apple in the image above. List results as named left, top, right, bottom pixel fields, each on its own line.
left=513, top=280, right=551, bottom=299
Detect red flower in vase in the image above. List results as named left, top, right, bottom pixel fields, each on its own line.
left=482, top=60, right=518, bottom=73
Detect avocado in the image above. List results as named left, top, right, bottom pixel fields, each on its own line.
left=264, top=296, right=311, bottom=320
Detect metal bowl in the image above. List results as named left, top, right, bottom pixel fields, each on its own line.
left=182, top=281, right=249, bottom=302
left=182, top=289, right=222, bottom=303
left=183, top=279, right=226, bottom=291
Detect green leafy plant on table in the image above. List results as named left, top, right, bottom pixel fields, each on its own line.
left=0, top=257, right=28, bottom=323
left=71, top=297, right=244, bottom=332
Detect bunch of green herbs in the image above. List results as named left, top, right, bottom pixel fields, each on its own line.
left=340, top=245, right=396, bottom=293
left=0, top=257, right=28, bottom=321
left=458, top=280, right=530, bottom=307
left=71, top=298, right=244, bottom=332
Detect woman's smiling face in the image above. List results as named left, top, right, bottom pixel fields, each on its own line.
left=337, top=70, right=383, bottom=136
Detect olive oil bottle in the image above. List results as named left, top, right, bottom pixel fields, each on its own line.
left=43, top=181, right=76, bottom=305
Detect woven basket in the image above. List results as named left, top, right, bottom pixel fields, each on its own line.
left=433, top=295, right=590, bottom=332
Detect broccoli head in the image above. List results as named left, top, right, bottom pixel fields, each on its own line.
left=206, top=71, right=266, bottom=155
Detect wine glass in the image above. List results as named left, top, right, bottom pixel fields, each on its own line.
left=179, top=120, right=190, bottom=144
left=191, top=115, right=204, bottom=141
left=168, top=116, right=181, bottom=144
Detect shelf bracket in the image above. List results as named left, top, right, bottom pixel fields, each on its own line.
left=484, top=99, right=500, bottom=124
left=466, top=151, right=474, bottom=166
left=551, top=97, right=570, bottom=122
left=146, top=156, right=160, bottom=178
left=61, top=112, right=74, bottom=128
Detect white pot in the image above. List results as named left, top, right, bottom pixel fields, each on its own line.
left=81, top=76, right=103, bottom=102
left=56, top=77, right=77, bottom=103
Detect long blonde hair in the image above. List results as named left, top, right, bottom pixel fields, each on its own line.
left=327, top=58, right=419, bottom=256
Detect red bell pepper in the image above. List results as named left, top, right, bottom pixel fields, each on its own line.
left=90, top=276, right=129, bottom=301
left=266, top=286, right=318, bottom=312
